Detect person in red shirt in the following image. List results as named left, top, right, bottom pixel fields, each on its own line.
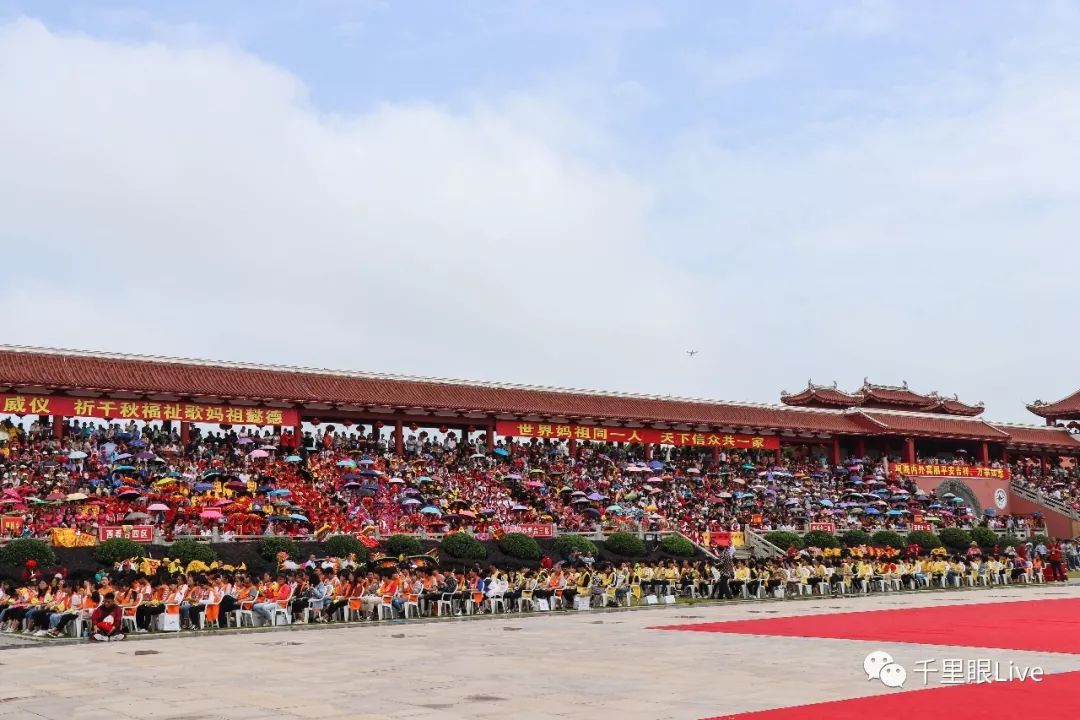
left=90, top=592, right=124, bottom=642
left=253, top=577, right=292, bottom=624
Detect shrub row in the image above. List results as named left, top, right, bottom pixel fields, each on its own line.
left=765, top=527, right=1044, bottom=553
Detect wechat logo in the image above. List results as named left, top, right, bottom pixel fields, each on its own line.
left=864, top=651, right=907, bottom=689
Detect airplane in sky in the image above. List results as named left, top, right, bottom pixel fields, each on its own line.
left=686, top=350, right=698, bottom=358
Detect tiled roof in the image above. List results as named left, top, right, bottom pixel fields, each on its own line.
left=927, top=397, right=985, bottom=417
left=0, top=346, right=863, bottom=433
left=860, top=383, right=935, bottom=407
left=1027, top=390, right=1080, bottom=419
left=780, top=384, right=862, bottom=407
left=859, top=411, right=1009, bottom=440
left=994, top=424, right=1080, bottom=450
left=0, top=346, right=1075, bottom=451
left=782, top=381, right=983, bottom=416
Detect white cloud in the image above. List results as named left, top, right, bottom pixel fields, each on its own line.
left=830, top=0, right=895, bottom=36
left=682, top=47, right=782, bottom=88
left=0, top=19, right=698, bottom=393
left=3, top=12, right=1080, bottom=424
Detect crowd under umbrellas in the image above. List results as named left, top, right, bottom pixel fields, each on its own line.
left=2, top=418, right=1041, bottom=542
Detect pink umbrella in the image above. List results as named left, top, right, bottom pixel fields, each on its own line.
left=147, top=503, right=169, bottom=511
left=249, top=449, right=269, bottom=459
left=199, top=509, right=223, bottom=519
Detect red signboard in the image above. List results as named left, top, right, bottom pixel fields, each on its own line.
left=0, top=393, right=299, bottom=427
left=98, top=525, right=154, bottom=543
left=892, top=463, right=1009, bottom=480
left=910, top=523, right=934, bottom=532
left=1, top=516, right=24, bottom=535
left=495, top=421, right=780, bottom=450
left=505, top=523, right=555, bottom=539
left=808, top=522, right=836, bottom=532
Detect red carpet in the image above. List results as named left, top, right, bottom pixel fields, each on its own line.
left=705, top=669, right=1080, bottom=719
left=656, top=598, right=1080, bottom=654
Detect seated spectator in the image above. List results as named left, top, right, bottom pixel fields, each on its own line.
left=90, top=592, right=124, bottom=642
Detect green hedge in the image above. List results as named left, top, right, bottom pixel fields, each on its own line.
left=498, top=532, right=542, bottom=561
left=840, top=529, right=872, bottom=547
left=441, top=532, right=487, bottom=560
left=937, top=528, right=972, bottom=552
left=905, top=530, right=941, bottom=551
left=802, top=530, right=841, bottom=549
left=764, top=531, right=802, bottom=550
left=169, top=539, right=218, bottom=565
left=604, top=532, right=646, bottom=557
left=325, top=534, right=369, bottom=561
left=659, top=534, right=696, bottom=557
left=871, top=530, right=908, bottom=550
left=554, top=534, right=598, bottom=558
left=0, top=538, right=57, bottom=568
left=970, top=526, right=998, bottom=549
left=94, top=538, right=146, bottom=565
left=382, top=534, right=423, bottom=557
left=257, top=536, right=299, bottom=562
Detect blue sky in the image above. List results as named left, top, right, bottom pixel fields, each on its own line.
left=2, top=1, right=1080, bottom=421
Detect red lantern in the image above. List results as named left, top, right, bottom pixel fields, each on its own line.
left=409, top=423, right=418, bottom=432
left=342, top=419, right=353, bottom=428
left=310, top=418, right=321, bottom=426
left=220, top=423, right=231, bottom=430
left=439, top=425, right=449, bottom=434
left=375, top=420, right=385, bottom=429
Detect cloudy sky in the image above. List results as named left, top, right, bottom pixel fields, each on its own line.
left=2, top=1, right=1079, bottom=422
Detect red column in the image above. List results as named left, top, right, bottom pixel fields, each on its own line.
left=568, top=438, right=577, bottom=458
left=180, top=421, right=191, bottom=444
left=643, top=443, right=652, bottom=461
left=904, top=438, right=916, bottom=464
left=854, top=437, right=865, bottom=458
left=830, top=436, right=841, bottom=465
left=713, top=446, right=721, bottom=463
left=486, top=420, right=495, bottom=453
left=394, top=419, right=404, bottom=458
left=1041, top=454, right=1049, bottom=474
left=980, top=442, right=989, bottom=465
left=52, top=415, right=64, bottom=439
left=773, top=448, right=781, bottom=465
left=1001, top=447, right=1009, bottom=464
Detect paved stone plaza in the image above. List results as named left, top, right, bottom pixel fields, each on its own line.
left=1, top=584, right=1078, bottom=720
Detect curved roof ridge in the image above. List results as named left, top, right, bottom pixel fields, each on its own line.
left=0, top=344, right=848, bottom=417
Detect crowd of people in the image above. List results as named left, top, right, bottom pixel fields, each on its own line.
left=2, top=537, right=1069, bottom=641
left=0, top=417, right=1071, bottom=545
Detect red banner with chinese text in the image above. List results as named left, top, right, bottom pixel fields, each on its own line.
left=892, top=463, right=1009, bottom=480
left=910, top=523, right=934, bottom=532
left=495, top=421, right=779, bottom=449
left=1, top=516, right=24, bottom=535
left=709, top=531, right=746, bottom=548
left=0, top=393, right=298, bottom=426
left=808, top=522, right=836, bottom=532
left=505, top=523, right=555, bottom=539
left=98, top=525, right=154, bottom=543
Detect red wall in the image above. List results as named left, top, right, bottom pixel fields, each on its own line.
left=1007, top=495, right=1080, bottom=539
left=911, top=476, right=1010, bottom=515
